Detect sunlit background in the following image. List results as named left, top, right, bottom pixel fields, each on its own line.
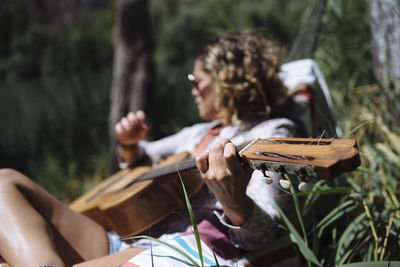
left=1, top=1, right=399, bottom=263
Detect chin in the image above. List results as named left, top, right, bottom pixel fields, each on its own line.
left=196, top=107, right=206, bottom=118
left=198, top=111, right=209, bottom=120
left=200, top=113, right=216, bottom=121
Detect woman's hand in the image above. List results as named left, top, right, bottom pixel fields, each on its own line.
left=115, top=110, right=150, bottom=146
left=196, top=139, right=253, bottom=226
left=115, top=110, right=150, bottom=165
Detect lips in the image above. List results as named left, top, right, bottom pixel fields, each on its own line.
left=195, top=98, right=202, bottom=105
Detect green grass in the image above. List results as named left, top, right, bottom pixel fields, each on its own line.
left=275, top=78, right=400, bottom=265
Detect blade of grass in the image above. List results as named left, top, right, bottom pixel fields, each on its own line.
left=380, top=214, right=394, bottom=261
left=336, top=213, right=368, bottom=264
left=316, top=200, right=357, bottom=237
left=177, top=167, right=204, bottom=267
left=275, top=203, right=322, bottom=266
left=337, top=261, right=400, bottom=267
left=311, top=210, right=319, bottom=259
left=210, top=245, right=221, bottom=267
left=289, top=182, right=308, bottom=247
left=293, top=187, right=352, bottom=197
left=343, top=120, right=369, bottom=138
left=302, top=180, right=326, bottom=209
left=150, top=238, right=154, bottom=267
left=362, top=199, right=379, bottom=261
left=345, top=175, right=362, bottom=192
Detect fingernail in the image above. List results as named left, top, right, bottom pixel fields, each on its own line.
left=115, top=124, right=123, bottom=133
left=122, top=118, right=131, bottom=129
left=128, top=113, right=135, bottom=121
left=137, top=110, right=145, bottom=119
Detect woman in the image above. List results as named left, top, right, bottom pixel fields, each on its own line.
left=0, top=32, right=294, bottom=266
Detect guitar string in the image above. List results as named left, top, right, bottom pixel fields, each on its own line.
left=255, top=133, right=338, bottom=193
left=90, top=134, right=340, bottom=201
left=317, top=130, right=326, bottom=145
left=255, top=151, right=313, bottom=161
left=257, top=131, right=338, bottom=157
left=257, top=139, right=312, bottom=160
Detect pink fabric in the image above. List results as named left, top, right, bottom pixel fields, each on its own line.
left=121, top=262, right=141, bottom=267
left=183, top=216, right=241, bottom=260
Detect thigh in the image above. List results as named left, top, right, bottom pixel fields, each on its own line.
left=0, top=169, right=109, bottom=264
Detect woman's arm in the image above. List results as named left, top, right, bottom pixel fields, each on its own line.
left=196, top=139, right=282, bottom=251
left=196, top=139, right=253, bottom=226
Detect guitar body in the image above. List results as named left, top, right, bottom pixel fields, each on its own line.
left=69, top=152, right=204, bottom=238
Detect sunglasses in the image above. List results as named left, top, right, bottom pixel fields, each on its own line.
left=187, top=74, right=199, bottom=89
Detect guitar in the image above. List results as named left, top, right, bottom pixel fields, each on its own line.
left=69, top=137, right=360, bottom=238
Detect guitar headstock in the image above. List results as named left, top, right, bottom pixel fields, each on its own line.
left=239, top=137, right=360, bottom=181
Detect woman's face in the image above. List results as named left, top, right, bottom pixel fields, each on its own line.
left=190, top=59, right=220, bottom=121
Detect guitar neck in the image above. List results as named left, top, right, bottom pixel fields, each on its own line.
left=89, top=137, right=359, bottom=201
left=134, top=158, right=198, bottom=183
left=129, top=142, right=251, bottom=185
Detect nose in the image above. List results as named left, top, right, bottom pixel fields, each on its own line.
left=192, top=86, right=200, bottom=97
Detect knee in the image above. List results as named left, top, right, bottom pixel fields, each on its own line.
left=0, top=168, right=27, bottom=186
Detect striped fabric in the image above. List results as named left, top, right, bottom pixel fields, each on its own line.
left=121, top=233, right=231, bottom=267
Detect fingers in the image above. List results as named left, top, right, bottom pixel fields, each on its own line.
left=197, top=139, right=251, bottom=222
left=115, top=123, right=123, bottom=135
left=196, top=139, right=240, bottom=181
left=207, top=139, right=230, bottom=180
left=115, top=110, right=150, bottom=144
left=223, top=142, right=241, bottom=172
left=195, top=150, right=209, bottom=175
left=121, top=117, right=132, bottom=131
left=127, top=110, right=145, bottom=124
left=121, top=110, right=146, bottom=131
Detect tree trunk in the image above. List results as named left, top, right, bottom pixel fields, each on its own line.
left=366, top=0, right=400, bottom=93
left=109, top=0, right=153, bottom=171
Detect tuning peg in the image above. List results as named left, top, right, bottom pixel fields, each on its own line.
left=261, top=170, right=273, bottom=185
left=256, top=164, right=273, bottom=184
left=294, top=167, right=309, bottom=180
left=279, top=178, right=291, bottom=189
left=298, top=181, right=314, bottom=192
left=254, top=169, right=274, bottom=185
left=262, top=176, right=273, bottom=184
left=274, top=165, right=286, bottom=174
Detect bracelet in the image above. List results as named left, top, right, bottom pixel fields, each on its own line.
left=119, top=142, right=138, bottom=149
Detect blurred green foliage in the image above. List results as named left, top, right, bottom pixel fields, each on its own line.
left=0, top=0, right=115, bottom=198
left=0, top=0, right=310, bottom=199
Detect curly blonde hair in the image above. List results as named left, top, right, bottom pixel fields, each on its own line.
left=199, top=32, right=287, bottom=125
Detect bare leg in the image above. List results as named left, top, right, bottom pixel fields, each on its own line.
left=0, top=168, right=109, bottom=266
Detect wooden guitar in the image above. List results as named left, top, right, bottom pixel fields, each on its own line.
left=69, top=137, right=360, bottom=238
